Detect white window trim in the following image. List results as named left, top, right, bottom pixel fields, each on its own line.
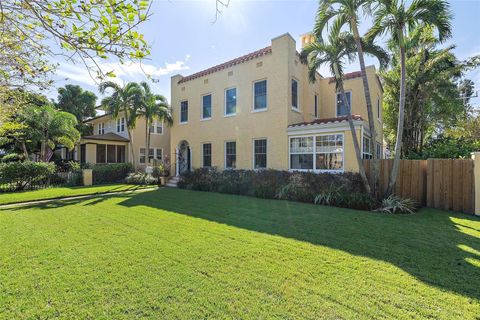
left=288, top=133, right=345, bottom=173
left=252, top=79, right=268, bottom=112
left=139, top=147, right=146, bottom=164
left=224, top=140, right=236, bottom=169
left=291, top=78, right=300, bottom=111
left=150, top=120, right=164, bottom=135
left=98, top=122, right=105, bottom=135
left=201, top=93, right=213, bottom=121
left=156, top=148, right=163, bottom=160
left=116, top=117, right=125, bottom=133
left=335, top=91, right=352, bottom=117
left=224, top=87, right=237, bottom=117
left=201, top=142, right=212, bottom=167
left=362, top=135, right=373, bottom=159
left=252, top=138, right=268, bottom=170
left=179, top=100, right=189, bottom=124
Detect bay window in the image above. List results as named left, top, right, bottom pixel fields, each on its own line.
left=290, top=134, right=344, bottom=172
left=362, top=136, right=372, bottom=159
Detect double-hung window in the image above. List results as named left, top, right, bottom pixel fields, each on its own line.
left=376, top=143, right=382, bottom=159
left=225, top=141, right=236, bottom=169
left=290, top=137, right=314, bottom=170
left=150, top=121, right=163, bottom=134
left=316, top=135, right=344, bottom=170
left=253, top=139, right=267, bottom=169
left=98, top=122, right=105, bottom=135
left=336, top=92, right=351, bottom=117
left=202, top=94, right=212, bottom=119
left=290, top=135, right=344, bottom=171
left=253, top=80, right=267, bottom=110
left=291, top=79, right=299, bottom=110
left=139, top=148, right=146, bottom=164
left=377, top=97, right=381, bottom=120
left=180, top=100, right=188, bottom=123
left=362, top=136, right=372, bottom=159
left=156, top=148, right=163, bottom=160
left=202, top=143, right=212, bottom=167
left=225, top=88, right=237, bottom=116
left=117, top=118, right=125, bottom=132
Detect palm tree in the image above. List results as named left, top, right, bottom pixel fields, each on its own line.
left=22, top=104, right=80, bottom=161
left=367, top=0, right=452, bottom=196
left=314, top=0, right=390, bottom=198
left=139, top=81, right=173, bottom=164
left=99, top=81, right=143, bottom=167
left=301, top=29, right=372, bottom=194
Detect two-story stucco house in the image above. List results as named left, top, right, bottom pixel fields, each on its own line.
left=61, top=112, right=170, bottom=168
left=169, top=33, right=384, bottom=176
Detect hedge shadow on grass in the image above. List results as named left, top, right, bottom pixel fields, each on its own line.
left=119, top=188, right=480, bottom=301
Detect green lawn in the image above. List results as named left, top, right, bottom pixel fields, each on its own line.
left=0, top=184, right=153, bottom=205
left=0, top=188, right=479, bottom=319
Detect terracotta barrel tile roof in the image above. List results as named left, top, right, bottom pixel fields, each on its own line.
left=288, top=115, right=364, bottom=128
left=328, top=71, right=363, bottom=84
left=178, top=46, right=273, bottom=84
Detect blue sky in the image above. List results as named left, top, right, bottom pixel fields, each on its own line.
left=50, top=0, right=480, bottom=107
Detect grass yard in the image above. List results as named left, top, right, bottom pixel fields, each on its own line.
left=0, top=184, right=152, bottom=205
left=0, top=188, right=479, bottom=319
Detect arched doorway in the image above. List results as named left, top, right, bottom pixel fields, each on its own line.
left=176, top=140, right=191, bottom=176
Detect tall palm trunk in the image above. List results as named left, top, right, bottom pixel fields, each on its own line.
left=351, top=22, right=379, bottom=198
left=145, top=117, right=152, bottom=165
left=21, top=142, right=29, bottom=159
left=126, top=127, right=136, bottom=168
left=385, top=32, right=407, bottom=196
left=334, top=64, right=372, bottom=195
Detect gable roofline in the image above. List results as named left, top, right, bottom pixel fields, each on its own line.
left=177, top=46, right=273, bottom=84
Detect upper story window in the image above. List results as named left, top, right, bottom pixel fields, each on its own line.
left=253, top=80, right=267, bottom=111
left=377, top=97, right=381, bottom=120
left=314, top=94, right=318, bottom=118
left=225, top=88, right=237, bottom=116
left=291, top=79, right=299, bottom=110
left=336, top=92, right=351, bottom=117
left=180, top=100, right=188, bottom=123
left=116, top=117, right=125, bottom=132
left=362, top=136, right=372, bottom=159
left=150, top=121, right=163, bottom=134
left=202, top=94, right=212, bottom=119
left=98, top=122, right=105, bottom=135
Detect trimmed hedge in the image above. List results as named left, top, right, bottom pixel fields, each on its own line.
left=91, top=163, right=133, bottom=184
left=178, top=168, right=374, bottom=210
left=0, top=161, right=56, bottom=191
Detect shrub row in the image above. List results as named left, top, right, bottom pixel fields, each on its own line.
left=0, top=161, right=56, bottom=191
left=177, top=168, right=378, bottom=210
left=89, top=163, right=133, bottom=185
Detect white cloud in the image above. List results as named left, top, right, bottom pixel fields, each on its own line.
left=55, top=55, right=191, bottom=88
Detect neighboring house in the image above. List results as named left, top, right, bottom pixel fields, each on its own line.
left=170, top=33, right=383, bottom=176
left=61, top=112, right=170, bottom=168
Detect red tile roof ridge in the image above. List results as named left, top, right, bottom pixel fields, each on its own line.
left=328, top=71, right=363, bottom=83
left=178, top=46, right=273, bottom=84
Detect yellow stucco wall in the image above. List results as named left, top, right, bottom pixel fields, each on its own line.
left=170, top=33, right=383, bottom=173
left=86, top=113, right=171, bottom=165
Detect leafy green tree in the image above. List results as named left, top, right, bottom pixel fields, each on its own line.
left=139, top=82, right=173, bottom=162
left=382, top=26, right=479, bottom=157
left=0, top=0, right=152, bottom=88
left=0, top=122, right=30, bottom=159
left=22, top=104, right=81, bottom=161
left=313, top=0, right=390, bottom=198
left=367, top=0, right=452, bottom=196
left=55, top=85, right=98, bottom=136
left=99, top=81, right=143, bottom=167
left=301, top=29, right=372, bottom=194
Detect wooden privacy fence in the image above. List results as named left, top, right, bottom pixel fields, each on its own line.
left=364, top=159, right=475, bottom=214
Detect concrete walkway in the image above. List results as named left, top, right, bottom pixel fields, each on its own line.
left=0, top=187, right=158, bottom=209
